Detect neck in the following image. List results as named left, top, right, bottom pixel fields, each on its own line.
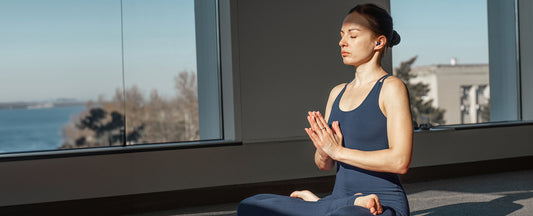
left=352, top=52, right=386, bottom=86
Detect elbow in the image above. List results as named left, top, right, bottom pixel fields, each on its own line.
left=396, top=166, right=409, bottom=175
left=319, top=166, right=331, bottom=171
left=392, top=160, right=410, bottom=175
left=316, top=161, right=333, bottom=171
left=318, top=163, right=332, bottom=171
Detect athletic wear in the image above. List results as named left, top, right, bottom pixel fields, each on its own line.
left=238, top=74, right=409, bottom=216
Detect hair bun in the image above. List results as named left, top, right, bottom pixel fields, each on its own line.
left=389, top=30, right=401, bottom=47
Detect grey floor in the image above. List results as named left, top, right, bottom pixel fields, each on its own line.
left=127, top=169, right=533, bottom=216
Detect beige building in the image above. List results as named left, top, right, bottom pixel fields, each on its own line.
left=410, top=61, right=489, bottom=125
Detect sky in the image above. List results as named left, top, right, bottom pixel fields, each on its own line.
left=0, top=0, right=196, bottom=103
left=390, top=0, right=489, bottom=67
left=0, top=0, right=489, bottom=103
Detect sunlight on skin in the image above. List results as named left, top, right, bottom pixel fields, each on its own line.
left=289, top=190, right=384, bottom=215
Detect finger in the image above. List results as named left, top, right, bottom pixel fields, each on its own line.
left=311, top=116, right=326, bottom=137
left=316, top=111, right=332, bottom=133
left=307, top=115, right=321, bottom=133
left=305, top=128, right=322, bottom=148
left=312, top=113, right=327, bottom=134
left=305, top=128, right=320, bottom=144
left=317, top=112, right=329, bottom=126
left=332, top=121, right=342, bottom=137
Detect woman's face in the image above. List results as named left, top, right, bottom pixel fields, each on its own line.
left=339, top=12, right=379, bottom=66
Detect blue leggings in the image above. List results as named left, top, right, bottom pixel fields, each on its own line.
left=238, top=194, right=397, bottom=216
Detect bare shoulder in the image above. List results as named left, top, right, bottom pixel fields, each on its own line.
left=329, top=83, right=346, bottom=99
left=380, top=75, right=410, bottom=118
left=324, top=83, right=347, bottom=119
left=381, top=75, right=408, bottom=97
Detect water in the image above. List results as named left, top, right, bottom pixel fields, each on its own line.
left=0, top=106, right=86, bottom=153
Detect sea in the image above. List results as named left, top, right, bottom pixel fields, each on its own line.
left=0, top=106, right=86, bottom=154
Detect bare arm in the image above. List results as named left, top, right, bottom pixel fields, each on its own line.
left=308, top=77, right=413, bottom=174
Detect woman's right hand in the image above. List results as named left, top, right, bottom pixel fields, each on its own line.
left=305, top=111, right=343, bottom=169
left=306, top=112, right=331, bottom=170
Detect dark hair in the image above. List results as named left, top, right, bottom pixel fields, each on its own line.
left=348, top=4, right=400, bottom=47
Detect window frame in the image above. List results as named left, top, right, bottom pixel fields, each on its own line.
left=0, top=0, right=240, bottom=160
left=391, top=0, right=527, bottom=132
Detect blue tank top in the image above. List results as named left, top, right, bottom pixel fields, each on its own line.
left=327, top=74, right=409, bottom=216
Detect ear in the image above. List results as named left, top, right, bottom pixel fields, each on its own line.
left=375, top=35, right=387, bottom=51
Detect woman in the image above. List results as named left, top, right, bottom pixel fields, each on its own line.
left=238, top=4, right=412, bottom=216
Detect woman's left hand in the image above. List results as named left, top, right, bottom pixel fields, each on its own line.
left=305, top=111, right=344, bottom=159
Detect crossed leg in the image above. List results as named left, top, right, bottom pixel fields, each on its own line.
left=291, top=190, right=384, bottom=215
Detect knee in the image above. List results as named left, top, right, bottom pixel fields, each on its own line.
left=328, top=205, right=374, bottom=216
left=240, top=194, right=275, bottom=203
left=328, top=206, right=397, bottom=216
left=237, top=194, right=275, bottom=214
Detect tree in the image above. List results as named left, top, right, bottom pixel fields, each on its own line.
left=61, top=70, right=199, bottom=149
left=394, top=56, right=446, bottom=126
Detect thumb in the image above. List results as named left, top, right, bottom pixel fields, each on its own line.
left=332, top=121, right=342, bottom=136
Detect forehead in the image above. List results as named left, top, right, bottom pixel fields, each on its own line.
left=341, top=12, right=371, bottom=32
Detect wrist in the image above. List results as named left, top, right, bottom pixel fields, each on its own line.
left=330, top=146, right=344, bottom=161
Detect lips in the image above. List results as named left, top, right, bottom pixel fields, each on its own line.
left=341, top=51, right=350, bottom=57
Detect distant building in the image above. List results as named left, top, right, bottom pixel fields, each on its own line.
left=410, top=61, right=489, bottom=125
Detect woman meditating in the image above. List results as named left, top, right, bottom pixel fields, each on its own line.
left=238, top=4, right=412, bottom=216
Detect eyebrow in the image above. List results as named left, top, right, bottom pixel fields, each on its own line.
left=340, top=28, right=361, bottom=34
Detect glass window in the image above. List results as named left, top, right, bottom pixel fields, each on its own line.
left=0, top=0, right=220, bottom=154
left=391, top=0, right=490, bottom=126
left=121, top=0, right=200, bottom=145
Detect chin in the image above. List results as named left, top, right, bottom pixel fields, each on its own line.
left=342, top=59, right=357, bottom=66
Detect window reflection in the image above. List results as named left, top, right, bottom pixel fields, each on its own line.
left=0, top=0, right=202, bottom=153
left=121, top=0, right=198, bottom=144
left=391, top=0, right=490, bottom=126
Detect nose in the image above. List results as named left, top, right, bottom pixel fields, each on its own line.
left=339, top=36, right=347, bottom=47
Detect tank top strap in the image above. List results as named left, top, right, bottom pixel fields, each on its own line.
left=377, top=73, right=391, bottom=84
left=374, top=74, right=391, bottom=94
left=368, top=74, right=391, bottom=108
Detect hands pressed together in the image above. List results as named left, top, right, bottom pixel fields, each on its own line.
left=290, top=111, right=384, bottom=215
left=304, top=111, right=343, bottom=160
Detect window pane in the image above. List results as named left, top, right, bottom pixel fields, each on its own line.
left=0, top=0, right=217, bottom=154
left=122, top=0, right=199, bottom=144
left=391, top=0, right=490, bottom=126
left=0, top=0, right=124, bottom=153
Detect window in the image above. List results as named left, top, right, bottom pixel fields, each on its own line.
left=391, top=0, right=494, bottom=126
left=0, top=0, right=221, bottom=154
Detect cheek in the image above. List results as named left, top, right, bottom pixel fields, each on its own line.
left=350, top=40, right=372, bottom=53
left=359, top=40, right=376, bottom=53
